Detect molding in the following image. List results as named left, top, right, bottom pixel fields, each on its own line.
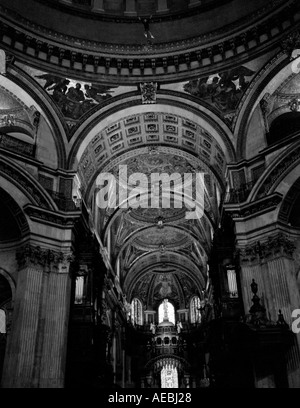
left=0, top=1, right=298, bottom=83
left=0, top=156, right=53, bottom=210
left=24, top=204, right=81, bottom=227
left=238, top=232, right=296, bottom=263
left=256, top=143, right=300, bottom=198
left=224, top=193, right=282, bottom=220
left=16, top=243, right=75, bottom=272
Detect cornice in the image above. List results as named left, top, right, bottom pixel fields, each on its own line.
left=24, top=204, right=81, bottom=228
left=33, top=0, right=232, bottom=23
left=0, top=1, right=298, bottom=84
left=0, top=0, right=290, bottom=53
left=224, top=193, right=282, bottom=220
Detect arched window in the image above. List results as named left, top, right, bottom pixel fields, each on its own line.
left=131, top=298, right=143, bottom=325
left=158, top=299, right=175, bottom=325
left=161, top=364, right=178, bottom=388
left=0, top=309, right=6, bottom=333
left=190, top=296, right=201, bottom=323
left=226, top=267, right=238, bottom=298
left=75, top=276, right=85, bottom=304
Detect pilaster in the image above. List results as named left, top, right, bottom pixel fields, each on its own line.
left=238, top=232, right=300, bottom=388
left=1, top=244, right=74, bottom=388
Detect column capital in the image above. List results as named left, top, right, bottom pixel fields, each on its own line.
left=238, top=233, right=296, bottom=263
left=16, top=244, right=74, bottom=273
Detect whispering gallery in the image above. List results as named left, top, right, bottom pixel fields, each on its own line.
left=0, top=0, right=300, bottom=389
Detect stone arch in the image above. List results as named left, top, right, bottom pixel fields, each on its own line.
left=3, top=65, right=68, bottom=169
left=248, top=140, right=300, bottom=203
left=235, top=51, right=294, bottom=160
left=0, top=156, right=56, bottom=212
left=67, top=92, right=236, bottom=174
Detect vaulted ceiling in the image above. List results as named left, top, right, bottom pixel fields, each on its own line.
left=0, top=0, right=297, bottom=83
left=1, top=0, right=300, bottom=311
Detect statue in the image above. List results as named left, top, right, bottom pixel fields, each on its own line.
left=138, top=16, right=154, bottom=40
left=150, top=322, right=156, bottom=334
left=176, top=321, right=183, bottom=333
left=163, top=298, right=169, bottom=321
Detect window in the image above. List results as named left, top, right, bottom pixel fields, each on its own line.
left=158, top=299, right=175, bottom=324
left=0, top=309, right=6, bottom=333
left=227, top=268, right=238, bottom=298
left=161, top=364, right=178, bottom=388
left=190, top=296, right=201, bottom=323
left=131, top=298, right=143, bottom=325
left=75, top=276, right=85, bottom=304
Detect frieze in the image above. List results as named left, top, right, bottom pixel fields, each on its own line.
left=0, top=0, right=289, bottom=54
left=16, top=244, right=74, bottom=272
left=24, top=205, right=80, bottom=226
left=0, top=1, right=297, bottom=83
left=225, top=194, right=282, bottom=219
left=238, top=233, right=296, bottom=263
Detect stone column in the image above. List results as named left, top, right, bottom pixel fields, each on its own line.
left=1, top=244, right=73, bottom=388
left=238, top=233, right=300, bottom=388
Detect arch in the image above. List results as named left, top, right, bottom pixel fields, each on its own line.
left=277, top=175, right=300, bottom=226
left=0, top=269, right=16, bottom=305
left=190, top=296, right=202, bottom=324
left=67, top=92, right=235, bottom=172
left=248, top=139, right=300, bottom=202
left=124, top=258, right=205, bottom=301
left=235, top=51, right=292, bottom=160
left=0, top=156, right=56, bottom=211
left=268, top=112, right=300, bottom=146
left=113, top=223, right=209, bottom=271
left=130, top=297, right=143, bottom=326
left=158, top=299, right=175, bottom=325
left=5, top=65, right=68, bottom=169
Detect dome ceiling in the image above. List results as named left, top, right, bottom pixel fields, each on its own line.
left=0, top=0, right=297, bottom=83
left=1, top=0, right=299, bottom=318
left=41, top=0, right=229, bottom=19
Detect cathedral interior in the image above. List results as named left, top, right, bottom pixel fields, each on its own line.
left=0, top=0, right=300, bottom=389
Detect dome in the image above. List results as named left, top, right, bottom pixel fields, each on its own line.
left=158, top=319, right=175, bottom=327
